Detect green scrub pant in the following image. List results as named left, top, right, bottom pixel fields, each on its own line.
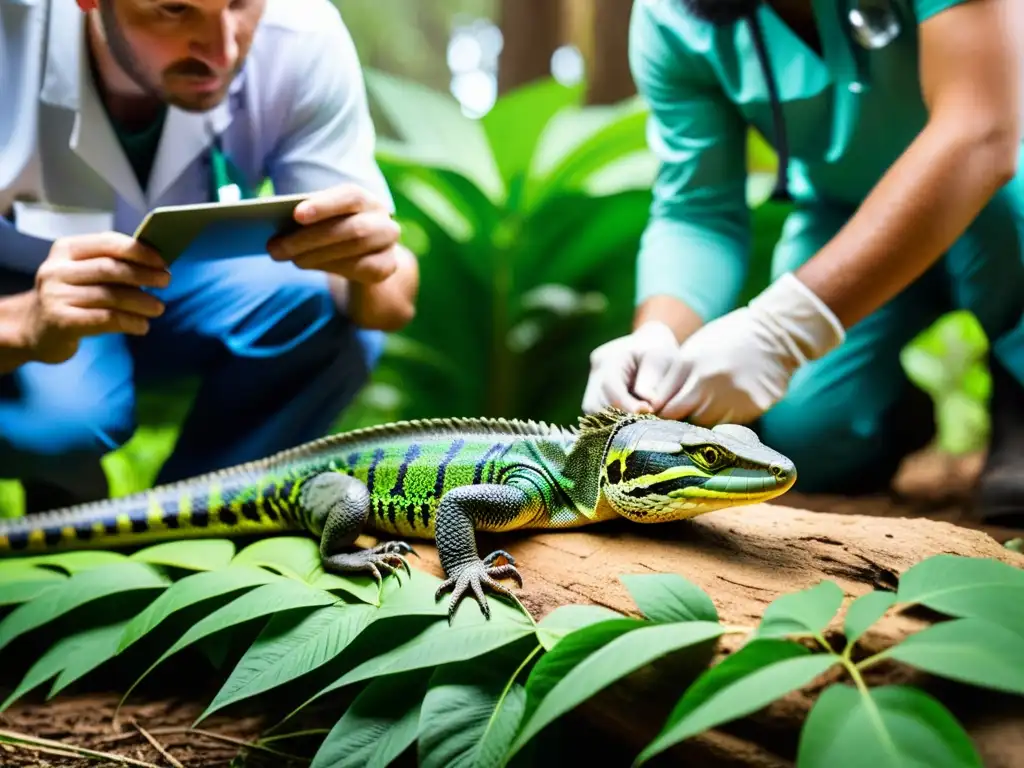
left=759, top=177, right=1024, bottom=495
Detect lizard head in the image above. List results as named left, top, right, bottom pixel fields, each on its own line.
left=594, top=411, right=797, bottom=522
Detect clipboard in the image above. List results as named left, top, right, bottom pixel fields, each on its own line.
left=132, top=192, right=309, bottom=264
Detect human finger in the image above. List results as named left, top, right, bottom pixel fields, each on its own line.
left=293, top=247, right=399, bottom=284
left=291, top=184, right=383, bottom=226
left=270, top=211, right=399, bottom=263
left=62, top=232, right=168, bottom=271
left=66, top=284, right=166, bottom=318
left=54, top=305, right=153, bottom=337
left=631, top=345, right=676, bottom=403
left=55, top=256, right=172, bottom=290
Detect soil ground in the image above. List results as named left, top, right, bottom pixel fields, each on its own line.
left=0, top=447, right=1019, bottom=768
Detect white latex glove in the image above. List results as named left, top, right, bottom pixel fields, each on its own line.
left=650, top=272, right=847, bottom=425
left=581, top=320, right=680, bottom=414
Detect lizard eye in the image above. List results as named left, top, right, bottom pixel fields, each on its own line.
left=693, top=445, right=725, bottom=469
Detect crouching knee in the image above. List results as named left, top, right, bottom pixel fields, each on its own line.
left=759, top=393, right=918, bottom=496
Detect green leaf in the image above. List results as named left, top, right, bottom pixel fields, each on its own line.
left=534, top=604, right=625, bottom=651
left=620, top=573, right=719, bottom=623
left=756, top=580, right=845, bottom=639
left=50, top=620, right=131, bottom=696
left=417, top=650, right=531, bottom=768
left=197, top=602, right=377, bottom=723
left=844, top=591, right=897, bottom=644
left=3, top=551, right=129, bottom=574
left=0, top=567, right=67, bottom=607
left=508, top=621, right=726, bottom=758
left=522, top=618, right=647, bottom=718
left=232, top=536, right=378, bottom=604
left=129, top=539, right=236, bottom=571
left=118, top=565, right=283, bottom=653
left=796, top=683, right=981, bottom=767
left=896, top=555, right=1024, bottom=636
left=0, top=562, right=169, bottom=653
left=121, top=579, right=338, bottom=704
left=636, top=650, right=838, bottom=764
left=0, top=627, right=95, bottom=711
left=308, top=598, right=535, bottom=705
left=875, top=617, right=1024, bottom=696
left=310, top=669, right=432, bottom=768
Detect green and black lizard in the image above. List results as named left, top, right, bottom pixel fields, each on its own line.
left=0, top=407, right=797, bottom=619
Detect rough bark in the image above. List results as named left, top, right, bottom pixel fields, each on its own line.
left=398, top=500, right=1024, bottom=767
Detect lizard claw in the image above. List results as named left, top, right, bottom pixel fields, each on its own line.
left=322, top=541, right=414, bottom=584
left=435, top=553, right=524, bottom=623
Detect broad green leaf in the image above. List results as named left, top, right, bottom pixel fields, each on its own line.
left=534, top=604, right=624, bottom=651
left=310, top=669, right=432, bottom=768
left=896, top=555, right=1024, bottom=636
left=756, top=580, right=845, bottom=639
left=374, top=567, right=452, bottom=621
left=122, top=579, right=338, bottom=704
left=0, top=562, right=169, bottom=653
left=844, top=591, right=897, bottom=644
left=508, top=621, right=726, bottom=758
left=118, top=565, right=284, bottom=653
left=522, top=618, right=647, bottom=719
left=0, top=567, right=67, bottom=607
left=365, top=69, right=503, bottom=202
left=636, top=651, right=838, bottom=764
left=480, top=78, right=581, bottom=192
left=129, top=539, right=236, bottom=571
left=232, top=536, right=378, bottom=604
left=0, top=579, right=63, bottom=607
left=197, top=602, right=377, bottom=723
left=418, top=653, right=531, bottom=768
left=3, top=551, right=128, bottom=573
left=796, top=684, right=981, bottom=767
left=0, top=626, right=99, bottom=711
left=310, top=598, right=535, bottom=704
left=876, top=617, right=1024, bottom=695
left=50, top=620, right=131, bottom=696
left=620, top=573, right=719, bottom=623
left=0, top=565, right=66, bottom=583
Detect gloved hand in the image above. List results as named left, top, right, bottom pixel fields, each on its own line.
left=650, top=272, right=846, bottom=425
left=581, top=320, right=680, bottom=414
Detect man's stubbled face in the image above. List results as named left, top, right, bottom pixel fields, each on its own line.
left=95, top=0, right=265, bottom=112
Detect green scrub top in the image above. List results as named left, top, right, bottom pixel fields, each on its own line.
left=630, top=0, right=974, bottom=322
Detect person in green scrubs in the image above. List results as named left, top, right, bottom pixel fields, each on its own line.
left=582, top=0, right=1024, bottom=525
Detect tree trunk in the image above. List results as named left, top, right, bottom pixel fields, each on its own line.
left=379, top=500, right=1024, bottom=767
left=497, top=0, right=564, bottom=95
left=587, top=0, right=636, bottom=104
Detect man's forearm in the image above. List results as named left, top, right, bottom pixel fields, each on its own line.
left=633, top=294, right=705, bottom=343
left=797, top=120, right=1017, bottom=330
left=339, top=244, right=419, bottom=332
left=0, top=291, right=34, bottom=374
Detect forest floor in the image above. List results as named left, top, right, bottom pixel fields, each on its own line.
left=0, top=447, right=1018, bottom=768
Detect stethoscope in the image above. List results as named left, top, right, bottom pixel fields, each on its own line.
left=750, top=0, right=903, bottom=202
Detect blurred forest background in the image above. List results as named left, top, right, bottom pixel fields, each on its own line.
left=0, top=0, right=993, bottom=513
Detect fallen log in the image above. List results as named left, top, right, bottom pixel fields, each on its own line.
left=368, top=501, right=1024, bottom=768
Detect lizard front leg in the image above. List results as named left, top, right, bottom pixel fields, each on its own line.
left=299, top=471, right=415, bottom=586
left=434, top=483, right=533, bottom=622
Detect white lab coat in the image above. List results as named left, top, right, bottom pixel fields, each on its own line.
left=0, top=0, right=393, bottom=271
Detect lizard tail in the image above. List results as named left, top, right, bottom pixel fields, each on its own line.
left=0, top=473, right=304, bottom=556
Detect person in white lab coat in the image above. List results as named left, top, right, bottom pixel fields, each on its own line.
left=0, top=0, right=419, bottom=512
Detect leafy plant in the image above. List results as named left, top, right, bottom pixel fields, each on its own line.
left=0, top=542, right=1020, bottom=767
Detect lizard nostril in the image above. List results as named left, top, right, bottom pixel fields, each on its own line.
left=770, top=463, right=788, bottom=481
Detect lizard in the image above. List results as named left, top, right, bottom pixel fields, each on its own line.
left=0, top=406, right=797, bottom=621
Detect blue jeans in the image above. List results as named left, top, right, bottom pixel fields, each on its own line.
left=0, top=247, right=385, bottom=503
left=758, top=178, right=1024, bottom=494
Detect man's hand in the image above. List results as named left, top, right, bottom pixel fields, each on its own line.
left=649, top=272, right=845, bottom=425
left=21, top=233, right=169, bottom=364
left=267, top=183, right=401, bottom=284
left=581, top=320, right=680, bottom=414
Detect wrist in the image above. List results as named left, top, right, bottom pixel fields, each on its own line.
left=748, top=272, right=846, bottom=363
left=633, top=295, right=705, bottom=343
left=0, top=291, right=38, bottom=372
